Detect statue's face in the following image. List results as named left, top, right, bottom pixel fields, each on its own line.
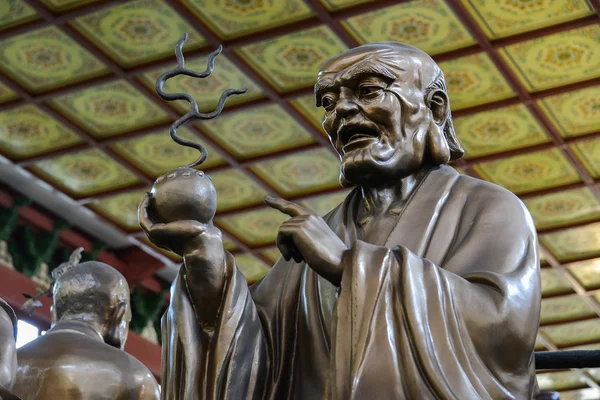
left=316, top=48, right=434, bottom=186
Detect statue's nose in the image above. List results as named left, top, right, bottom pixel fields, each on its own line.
left=335, top=98, right=359, bottom=118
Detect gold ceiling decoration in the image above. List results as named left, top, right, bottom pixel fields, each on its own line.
left=1, top=1, right=600, bottom=394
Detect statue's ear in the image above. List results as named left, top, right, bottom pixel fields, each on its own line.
left=426, top=89, right=449, bottom=127
left=103, top=301, right=128, bottom=349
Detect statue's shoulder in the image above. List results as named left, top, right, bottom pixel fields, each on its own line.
left=455, top=170, right=524, bottom=206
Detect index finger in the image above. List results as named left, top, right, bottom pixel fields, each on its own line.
left=264, top=196, right=311, bottom=217
left=138, top=192, right=153, bottom=233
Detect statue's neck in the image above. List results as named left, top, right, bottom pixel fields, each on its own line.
left=360, top=168, right=429, bottom=216
left=49, top=319, right=104, bottom=343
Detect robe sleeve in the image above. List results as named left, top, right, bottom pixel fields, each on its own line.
left=333, top=187, right=540, bottom=399
left=160, top=252, right=269, bottom=400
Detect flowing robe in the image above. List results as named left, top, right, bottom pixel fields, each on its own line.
left=161, top=165, right=541, bottom=400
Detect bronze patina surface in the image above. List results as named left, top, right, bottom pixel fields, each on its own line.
left=12, top=261, right=160, bottom=400
left=141, top=42, right=542, bottom=399
left=0, top=298, right=18, bottom=400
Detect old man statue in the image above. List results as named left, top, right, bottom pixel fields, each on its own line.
left=140, top=42, right=541, bottom=399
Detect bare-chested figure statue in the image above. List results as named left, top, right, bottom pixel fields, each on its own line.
left=12, top=261, right=160, bottom=400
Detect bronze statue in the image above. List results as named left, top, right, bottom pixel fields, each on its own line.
left=12, top=256, right=160, bottom=400
left=141, top=42, right=541, bottom=399
left=0, top=298, right=18, bottom=400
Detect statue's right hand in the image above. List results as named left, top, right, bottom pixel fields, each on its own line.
left=138, top=193, right=221, bottom=257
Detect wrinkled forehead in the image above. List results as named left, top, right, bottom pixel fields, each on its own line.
left=315, top=44, right=439, bottom=99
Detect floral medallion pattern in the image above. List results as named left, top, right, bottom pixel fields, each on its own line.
left=141, top=54, right=264, bottom=114
left=0, top=0, right=38, bottom=29
left=50, top=81, right=169, bottom=138
left=251, top=148, right=341, bottom=196
left=439, top=53, right=516, bottom=110
left=237, top=26, right=347, bottom=92
left=71, top=0, right=206, bottom=67
left=111, top=129, right=225, bottom=178
left=463, top=0, right=595, bottom=39
left=540, top=268, right=575, bottom=297
left=455, top=104, right=549, bottom=158
left=210, top=169, right=269, bottom=211
left=201, top=105, right=315, bottom=159
left=524, top=188, right=600, bottom=230
left=342, top=0, right=475, bottom=55
left=30, top=149, right=140, bottom=197
left=0, top=105, right=81, bottom=159
left=541, top=318, right=600, bottom=347
left=182, top=0, right=313, bottom=39
left=571, top=138, right=600, bottom=178
left=541, top=222, right=600, bottom=262
left=474, top=149, right=581, bottom=194
left=540, top=295, right=596, bottom=325
left=232, top=253, right=270, bottom=283
left=0, top=27, right=108, bottom=93
left=500, top=25, right=600, bottom=92
left=566, top=258, right=600, bottom=290
left=539, top=85, right=600, bottom=138
left=89, top=190, right=147, bottom=231
left=216, top=208, right=289, bottom=246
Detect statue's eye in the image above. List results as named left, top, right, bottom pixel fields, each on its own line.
left=321, top=95, right=336, bottom=111
left=359, top=85, right=380, bottom=97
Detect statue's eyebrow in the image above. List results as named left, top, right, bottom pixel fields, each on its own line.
left=315, top=63, right=397, bottom=106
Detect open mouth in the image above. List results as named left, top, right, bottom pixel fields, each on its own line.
left=338, top=124, right=379, bottom=152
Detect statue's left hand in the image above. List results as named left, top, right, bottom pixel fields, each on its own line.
left=265, top=196, right=347, bottom=286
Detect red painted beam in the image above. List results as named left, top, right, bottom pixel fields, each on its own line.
left=0, top=186, right=163, bottom=293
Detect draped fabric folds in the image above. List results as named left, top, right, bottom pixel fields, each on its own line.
left=161, top=165, right=540, bottom=400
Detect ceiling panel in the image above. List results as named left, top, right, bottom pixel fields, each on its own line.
left=320, top=0, right=373, bottom=11
left=290, top=94, right=327, bottom=133
left=236, top=26, right=347, bottom=93
left=0, top=26, right=109, bottom=93
left=540, top=295, right=596, bottom=325
left=50, top=80, right=170, bottom=138
left=70, top=0, right=207, bottom=67
left=500, top=25, right=600, bottom=92
left=524, top=188, right=600, bottom=230
left=455, top=104, right=549, bottom=159
left=111, top=128, right=225, bottom=178
left=0, top=0, right=39, bottom=30
left=181, top=0, right=314, bottom=40
left=571, top=137, right=600, bottom=178
left=566, top=258, right=600, bottom=290
left=233, top=253, right=271, bottom=283
left=541, top=318, right=600, bottom=348
left=88, top=189, right=146, bottom=232
left=0, top=105, right=82, bottom=159
left=250, top=148, right=341, bottom=196
left=28, top=148, right=140, bottom=197
left=541, top=222, right=600, bottom=262
left=200, top=104, right=316, bottom=159
left=40, top=0, right=101, bottom=12
left=341, top=0, right=476, bottom=54
left=541, top=268, right=575, bottom=297
left=462, top=0, right=595, bottom=39
left=210, top=168, right=269, bottom=212
left=439, top=53, right=516, bottom=110
left=538, top=84, right=600, bottom=138
left=473, top=149, right=581, bottom=195
left=216, top=208, right=289, bottom=247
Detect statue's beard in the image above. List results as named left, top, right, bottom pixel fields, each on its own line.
left=339, top=124, right=430, bottom=188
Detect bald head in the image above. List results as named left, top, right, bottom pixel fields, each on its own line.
left=53, top=261, right=131, bottom=327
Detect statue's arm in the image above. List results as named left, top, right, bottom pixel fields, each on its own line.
left=137, top=370, right=161, bottom=400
